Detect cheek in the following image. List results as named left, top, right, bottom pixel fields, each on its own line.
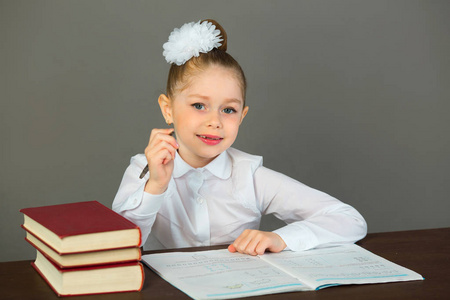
left=173, top=114, right=198, bottom=136
left=224, top=117, right=242, bottom=135
left=173, top=109, right=192, bottom=125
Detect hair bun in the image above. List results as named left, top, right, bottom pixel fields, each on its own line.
left=202, top=19, right=227, bottom=51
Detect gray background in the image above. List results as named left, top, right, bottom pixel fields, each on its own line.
left=1, top=0, right=449, bottom=262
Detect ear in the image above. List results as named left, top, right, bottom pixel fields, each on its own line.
left=158, top=94, right=173, bottom=124
left=240, top=106, right=249, bottom=124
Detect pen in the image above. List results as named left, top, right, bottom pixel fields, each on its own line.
left=139, top=165, right=149, bottom=179
left=139, top=130, right=175, bottom=179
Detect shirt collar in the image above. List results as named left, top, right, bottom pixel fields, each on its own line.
left=172, top=150, right=232, bottom=180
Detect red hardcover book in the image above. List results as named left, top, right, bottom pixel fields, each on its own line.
left=32, top=251, right=144, bottom=296
left=25, top=232, right=141, bottom=268
left=20, top=201, right=141, bottom=254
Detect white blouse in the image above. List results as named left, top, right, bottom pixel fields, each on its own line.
left=112, top=148, right=367, bottom=251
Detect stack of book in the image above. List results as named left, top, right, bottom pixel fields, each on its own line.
left=20, top=201, right=144, bottom=297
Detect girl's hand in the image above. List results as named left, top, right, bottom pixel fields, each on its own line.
left=144, top=128, right=179, bottom=195
left=228, top=229, right=287, bottom=256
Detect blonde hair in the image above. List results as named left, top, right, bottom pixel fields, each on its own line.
left=165, top=19, right=247, bottom=104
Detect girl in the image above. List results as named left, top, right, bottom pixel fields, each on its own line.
left=113, top=19, right=367, bottom=256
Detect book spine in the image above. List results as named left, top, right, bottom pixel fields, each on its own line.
left=31, top=261, right=144, bottom=297
left=22, top=225, right=140, bottom=255
left=26, top=238, right=141, bottom=269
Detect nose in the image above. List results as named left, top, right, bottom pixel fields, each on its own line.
left=206, top=111, right=222, bottom=129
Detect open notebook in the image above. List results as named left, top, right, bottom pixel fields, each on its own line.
left=142, top=244, right=423, bottom=300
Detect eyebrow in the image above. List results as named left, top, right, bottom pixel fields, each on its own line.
left=187, top=94, right=243, bottom=105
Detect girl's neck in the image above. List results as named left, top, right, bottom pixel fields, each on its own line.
left=177, top=149, right=218, bottom=169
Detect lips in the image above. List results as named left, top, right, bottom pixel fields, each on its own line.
left=196, top=134, right=223, bottom=145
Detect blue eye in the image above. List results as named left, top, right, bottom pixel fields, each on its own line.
left=192, top=103, right=205, bottom=110
left=223, top=108, right=237, bottom=114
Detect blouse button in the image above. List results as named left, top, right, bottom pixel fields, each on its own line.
left=197, top=197, right=204, bottom=204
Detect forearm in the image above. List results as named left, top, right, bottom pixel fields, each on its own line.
left=273, top=203, right=367, bottom=251
left=255, top=166, right=367, bottom=251
left=112, top=154, right=165, bottom=246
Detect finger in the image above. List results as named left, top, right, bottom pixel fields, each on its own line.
left=149, top=128, right=176, bottom=145
left=149, top=135, right=178, bottom=152
left=227, top=244, right=236, bottom=253
left=160, top=148, right=175, bottom=165
left=231, top=230, right=248, bottom=252
left=256, top=232, right=286, bottom=255
left=147, top=142, right=177, bottom=164
left=232, top=230, right=254, bottom=254
left=159, top=141, right=177, bottom=160
left=148, top=128, right=175, bottom=144
left=242, top=231, right=266, bottom=256
left=255, top=239, right=270, bottom=255
left=147, top=138, right=177, bottom=156
left=147, top=148, right=175, bottom=182
left=244, top=236, right=261, bottom=256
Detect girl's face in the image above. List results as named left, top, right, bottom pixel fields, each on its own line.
left=160, top=65, right=248, bottom=168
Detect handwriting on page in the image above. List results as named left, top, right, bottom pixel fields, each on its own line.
left=263, top=247, right=410, bottom=287
left=145, top=250, right=307, bottom=299
left=143, top=245, right=423, bottom=298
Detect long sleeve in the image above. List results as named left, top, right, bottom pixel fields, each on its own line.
left=113, top=149, right=367, bottom=251
left=112, top=154, right=165, bottom=246
left=254, top=166, right=367, bottom=251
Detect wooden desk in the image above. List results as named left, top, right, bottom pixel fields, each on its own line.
left=1, top=228, right=449, bottom=299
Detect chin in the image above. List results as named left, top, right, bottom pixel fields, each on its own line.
left=199, top=149, right=223, bottom=159
left=197, top=146, right=227, bottom=159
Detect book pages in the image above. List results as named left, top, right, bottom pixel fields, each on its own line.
left=261, top=244, right=424, bottom=289
left=143, top=249, right=308, bottom=299
left=143, top=244, right=424, bottom=299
